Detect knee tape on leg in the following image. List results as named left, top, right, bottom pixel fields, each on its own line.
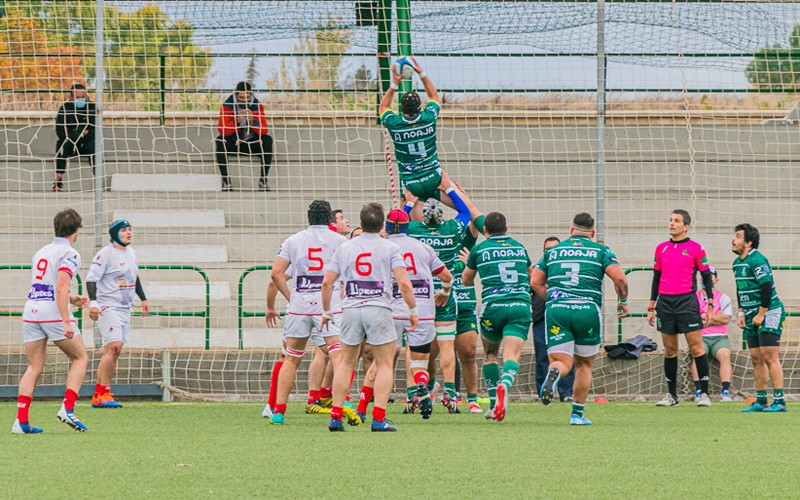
left=327, top=342, right=341, bottom=354
left=409, top=359, right=428, bottom=370
left=281, top=345, right=288, bottom=356
left=409, top=341, right=432, bottom=354
left=285, top=347, right=304, bottom=358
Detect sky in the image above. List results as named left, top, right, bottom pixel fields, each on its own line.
left=110, top=1, right=800, bottom=94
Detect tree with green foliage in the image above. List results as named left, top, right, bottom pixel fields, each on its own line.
left=746, top=25, right=800, bottom=91
left=2, top=1, right=212, bottom=109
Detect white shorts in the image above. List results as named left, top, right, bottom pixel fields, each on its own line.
left=284, top=313, right=340, bottom=346
left=394, top=319, right=435, bottom=348
left=340, top=306, right=395, bottom=346
left=96, top=308, right=131, bottom=345
left=23, top=321, right=81, bottom=343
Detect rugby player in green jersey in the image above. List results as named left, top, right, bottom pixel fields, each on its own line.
left=404, top=174, right=483, bottom=413
left=531, top=213, right=628, bottom=425
left=379, top=57, right=457, bottom=209
left=463, top=212, right=533, bottom=422
left=732, top=223, right=787, bottom=413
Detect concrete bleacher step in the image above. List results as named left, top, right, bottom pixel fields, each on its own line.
left=136, top=245, right=228, bottom=263
left=111, top=174, right=221, bottom=192
left=112, top=210, right=225, bottom=228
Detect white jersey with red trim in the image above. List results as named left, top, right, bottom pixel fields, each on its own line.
left=86, top=244, right=139, bottom=311
left=23, top=237, right=81, bottom=323
left=388, top=234, right=444, bottom=321
left=326, top=232, right=405, bottom=310
left=277, top=225, right=347, bottom=316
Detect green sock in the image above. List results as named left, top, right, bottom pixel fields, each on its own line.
left=427, top=377, right=436, bottom=392
left=467, top=393, right=478, bottom=404
left=500, top=360, right=520, bottom=390
left=756, top=390, right=768, bottom=406
left=444, top=382, right=457, bottom=399
left=406, top=386, right=416, bottom=400
left=774, top=389, right=785, bottom=405
left=483, top=363, right=500, bottom=410
left=571, top=403, right=585, bottom=418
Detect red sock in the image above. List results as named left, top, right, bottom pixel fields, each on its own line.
left=17, top=395, right=32, bottom=424
left=308, top=389, right=321, bottom=405
left=94, top=384, right=103, bottom=398
left=413, top=371, right=429, bottom=387
left=320, top=386, right=332, bottom=399
left=372, top=406, right=386, bottom=423
left=268, top=360, right=283, bottom=409
left=331, top=406, right=344, bottom=420
left=63, top=388, right=79, bottom=412
left=357, top=386, right=374, bottom=414
left=275, top=403, right=287, bottom=415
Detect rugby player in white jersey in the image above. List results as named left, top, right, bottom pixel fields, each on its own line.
left=14, top=208, right=90, bottom=434
left=86, top=220, right=150, bottom=409
left=269, top=200, right=349, bottom=426
left=321, top=203, right=419, bottom=432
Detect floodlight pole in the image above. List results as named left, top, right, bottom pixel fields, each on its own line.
left=596, top=0, right=607, bottom=245
left=94, top=0, right=105, bottom=250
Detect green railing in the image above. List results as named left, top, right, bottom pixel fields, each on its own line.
left=617, top=266, right=800, bottom=347
left=238, top=265, right=286, bottom=351
left=137, top=265, right=211, bottom=350
left=0, top=264, right=84, bottom=330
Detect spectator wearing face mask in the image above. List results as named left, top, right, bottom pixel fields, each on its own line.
left=53, top=83, right=96, bottom=192
left=215, top=81, right=274, bottom=192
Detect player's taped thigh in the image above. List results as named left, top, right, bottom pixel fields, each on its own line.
left=285, top=346, right=305, bottom=358
left=435, top=323, right=456, bottom=339
left=327, top=342, right=341, bottom=354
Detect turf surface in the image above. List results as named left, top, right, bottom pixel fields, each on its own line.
left=1, top=401, right=796, bottom=498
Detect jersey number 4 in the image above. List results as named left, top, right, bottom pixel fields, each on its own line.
left=407, top=141, right=427, bottom=158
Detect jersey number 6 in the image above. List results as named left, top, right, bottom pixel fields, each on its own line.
left=356, top=253, right=372, bottom=276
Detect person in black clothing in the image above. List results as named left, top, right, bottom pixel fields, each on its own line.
left=531, top=236, right=575, bottom=401
left=215, top=81, right=274, bottom=191
left=54, top=83, right=95, bottom=192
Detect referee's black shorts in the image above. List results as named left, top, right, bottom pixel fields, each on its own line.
left=655, top=293, right=702, bottom=335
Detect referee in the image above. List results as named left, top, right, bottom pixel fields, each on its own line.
left=647, top=210, right=715, bottom=407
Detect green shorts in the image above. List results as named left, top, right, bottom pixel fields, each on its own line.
left=545, top=301, right=602, bottom=356
left=435, top=294, right=457, bottom=337
left=456, top=307, right=478, bottom=335
left=702, top=335, right=731, bottom=358
left=402, top=168, right=442, bottom=201
left=742, top=306, right=785, bottom=338
left=479, top=300, right=531, bottom=343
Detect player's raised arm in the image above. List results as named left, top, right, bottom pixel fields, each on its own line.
left=410, top=57, right=439, bottom=104
left=379, top=67, right=404, bottom=116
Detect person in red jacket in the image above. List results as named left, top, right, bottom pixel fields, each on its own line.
left=215, top=81, right=274, bottom=191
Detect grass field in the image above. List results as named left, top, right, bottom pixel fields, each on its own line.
left=1, top=400, right=797, bottom=499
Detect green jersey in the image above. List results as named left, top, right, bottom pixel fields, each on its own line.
left=732, top=249, right=782, bottom=311
left=381, top=100, right=441, bottom=181
left=466, top=234, right=532, bottom=305
left=534, top=235, right=619, bottom=308
left=452, top=230, right=478, bottom=310
left=409, top=218, right=466, bottom=286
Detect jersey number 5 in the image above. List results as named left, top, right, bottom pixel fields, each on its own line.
left=35, top=259, right=48, bottom=280
left=307, top=248, right=323, bottom=271
left=356, top=253, right=372, bottom=276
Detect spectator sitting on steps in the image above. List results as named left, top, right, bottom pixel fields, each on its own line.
left=215, top=81, right=274, bottom=192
